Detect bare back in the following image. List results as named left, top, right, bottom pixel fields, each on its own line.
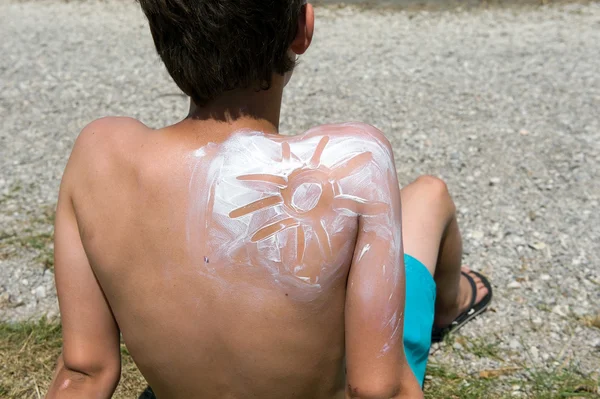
left=56, top=117, right=413, bottom=399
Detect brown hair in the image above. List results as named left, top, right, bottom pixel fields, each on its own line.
left=138, top=0, right=304, bottom=105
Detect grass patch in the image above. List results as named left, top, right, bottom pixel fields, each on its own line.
left=0, top=319, right=63, bottom=398
left=536, top=302, right=553, bottom=312
left=424, top=362, right=599, bottom=399
left=459, top=336, right=503, bottom=361
left=20, top=231, right=54, bottom=270
left=0, top=182, right=23, bottom=205
left=0, top=231, right=54, bottom=270
left=0, top=320, right=147, bottom=399
left=20, top=232, right=53, bottom=251
left=526, top=368, right=599, bottom=398
left=0, top=204, right=56, bottom=270
left=424, top=362, right=508, bottom=398
left=1, top=320, right=598, bottom=398
left=580, top=313, right=600, bottom=330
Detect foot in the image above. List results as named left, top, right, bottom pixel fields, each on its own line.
left=432, top=266, right=493, bottom=342
left=434, top=266, right=490, bottom=328
left=456, top=266, right=489, bottom=316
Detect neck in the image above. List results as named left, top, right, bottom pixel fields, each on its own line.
left=185, top=75, right=285, bottom=135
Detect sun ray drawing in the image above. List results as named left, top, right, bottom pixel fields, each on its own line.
left=228, top=136, right=390, bottom=264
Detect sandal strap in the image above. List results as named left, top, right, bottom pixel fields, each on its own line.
left=460, top=271, right=478, bottom=311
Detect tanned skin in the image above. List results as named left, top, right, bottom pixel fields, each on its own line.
left=47, top=3, right=488, bottom=398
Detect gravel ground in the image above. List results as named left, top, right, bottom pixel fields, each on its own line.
left=1, top=0, right=599, bottom=383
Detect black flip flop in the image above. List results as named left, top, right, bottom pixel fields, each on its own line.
left=139, top=387, right=156, bottom=399
left=431, top=270, right=493, bottom=343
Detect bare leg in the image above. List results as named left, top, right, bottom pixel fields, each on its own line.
left=400, top=176, right=488, bottom=328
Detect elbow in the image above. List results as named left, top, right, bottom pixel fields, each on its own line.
left=62, top=346, right=121, bottom=378
left=347, top=382, right=401, bottom=399
left=64, top=358, right=120, bottom=381
left=346, top=377, right=423, bottom=399
left=48, top=353, right=121, bottom=399
left=62, top=351, right=121, bottom=388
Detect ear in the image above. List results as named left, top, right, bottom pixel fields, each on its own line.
left=290, top=3, right=314, bottom=55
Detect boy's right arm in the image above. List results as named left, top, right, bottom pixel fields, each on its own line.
left=343, top=128, right=423, bottom=399
left=46, top=119, right=125, bottom=399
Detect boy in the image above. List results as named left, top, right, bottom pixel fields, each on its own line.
left=47, top=1, right=491, bottom=398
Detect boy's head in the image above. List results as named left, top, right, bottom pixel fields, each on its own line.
left=138, top=0, right=314, bottom=106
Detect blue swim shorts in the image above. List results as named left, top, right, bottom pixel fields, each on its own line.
left=403, top=254, right=436, bottom=387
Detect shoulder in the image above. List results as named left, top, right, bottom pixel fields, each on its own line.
left=73, top=116, right=149, bottom=153
left=304, top=122, right=393, bottom=151
left=62, top=117, right=150, bottom=191
left=70, top=116, right=149, bottom=162
left=299, top=122, right=394, bottom=165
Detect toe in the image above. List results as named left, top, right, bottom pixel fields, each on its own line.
left=466, top=270, right=489, bottom=304
left=474, top=279, right=488, bottom=303
left=457, top=267, right=491, bottom=312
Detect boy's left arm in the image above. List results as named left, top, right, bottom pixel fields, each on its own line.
left=47, top=131, right=121, bottom=398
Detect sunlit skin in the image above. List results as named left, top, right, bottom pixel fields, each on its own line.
left=194, top=133, right=391, bottom=288
left=185, top=124, right=407, bottom=308
left=47, top=117, right=421, bottom=399
left=46, top=3, right=429, bottom=399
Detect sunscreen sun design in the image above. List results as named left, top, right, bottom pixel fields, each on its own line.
left=187, top=123, right=404, bottom=355
left=229, top=136, right=389, bottom=265
left=187, top=125, right=400, bottom=303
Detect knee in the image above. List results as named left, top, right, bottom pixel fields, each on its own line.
left=413, top=175, right=455, bottom=214
left=414, top=175, right=449, bottom=196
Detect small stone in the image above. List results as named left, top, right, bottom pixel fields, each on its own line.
left=11, top=296, right=25, bottom=307
left=519, top=129, right=529, bottom=135
left=540, top=274, right=551, bottom=281
left=21, top=279, right=29, bottom=286
left=530, top=346, right=539, bottom=358
left=552, top=305, right=567, bottom=316
left=452, top=342, right=463, bottom=351
left=572, top=307, right=589, bottom=317
left=512, top=235, right=526, bottom=245
left=47, top=309, right=59, bottom=320
left=529, top=242, right=547, bottom=250
left=489, top=177, right=501, bottom=185
left=0, top=292, right=10, bottom=306
left=33, top=286, right=46, bottom=299
left=508, top=281, right=522, bottom=289
left=509, top=339, right=522, bottom=350
left=472, top=230, right=484, bottom=240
